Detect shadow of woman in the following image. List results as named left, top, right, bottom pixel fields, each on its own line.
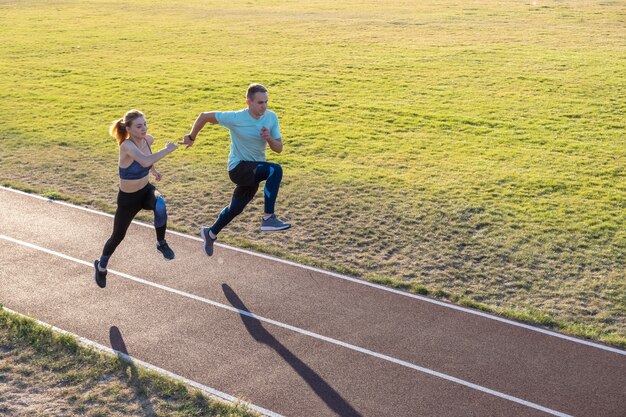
left=109, top=325, right=156, bottom=415
left=222, top=284, right=362, bottom=417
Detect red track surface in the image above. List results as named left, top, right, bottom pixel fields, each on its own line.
left=1, top=187, right=624, bottom=417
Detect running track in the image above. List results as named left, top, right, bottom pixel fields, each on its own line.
left=0, top=186, right=624, bottom=417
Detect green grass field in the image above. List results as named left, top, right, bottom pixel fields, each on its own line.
left=0, top=0, right=624, bottom=346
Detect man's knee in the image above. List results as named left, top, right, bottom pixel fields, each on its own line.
left=268, top=163, right=282, bottom=181
left=273, top=162, right=282, bottom=173
left=228, top=203, right=245, bottom=217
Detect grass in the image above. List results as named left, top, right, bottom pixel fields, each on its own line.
left=0, top=0, right=624, bottom=351
left=0, top=307, right=259, bottom=416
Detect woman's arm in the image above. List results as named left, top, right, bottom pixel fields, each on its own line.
left=121, top=140, right=177, bottom=167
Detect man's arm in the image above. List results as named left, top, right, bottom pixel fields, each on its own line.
left=179, top=112, right=219, bottom=147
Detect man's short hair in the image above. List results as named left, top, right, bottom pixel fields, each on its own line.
left=246, top=83, right=268, bottom=100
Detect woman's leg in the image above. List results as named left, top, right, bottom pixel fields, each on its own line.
left=141, top=184, right=167, bottom=242
left=142, top=184, right=174, bottom=260
left=100, top=198, right=142, bottom=268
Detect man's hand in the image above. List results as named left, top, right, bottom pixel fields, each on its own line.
left=261, top=127, right=283, bottom=153
left=260, top=127, right=271, bottom=142
left=178, top=134, right=195, bottom=148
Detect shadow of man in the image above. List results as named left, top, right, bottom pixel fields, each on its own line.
left=109, top=326, right=156, bottom=415
left=222, top=284, right=362, bottom=417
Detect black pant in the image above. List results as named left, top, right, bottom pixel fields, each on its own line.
left=101, top=183, right=165, bottom=257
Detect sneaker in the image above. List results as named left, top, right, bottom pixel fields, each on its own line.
left=94, top=260, right=107, bottom=288
left=200, top=227, right=216, bottom=256
left=260, top=214, right=291, bottom=231
left=156, top=241, right=175, bottom=260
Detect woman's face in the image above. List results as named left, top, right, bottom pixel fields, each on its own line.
left=127, top=117, right=147, bottom=140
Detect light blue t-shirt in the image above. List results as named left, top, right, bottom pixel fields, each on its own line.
left=215, top=109, right=282, bottom=171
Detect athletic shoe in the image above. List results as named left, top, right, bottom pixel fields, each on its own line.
left=260, top=214, right=291, bottom=231
left=94, top=260, right=107, bottom=288
left=200, top=227, right=216, bottom=256
left=156, top=241, right=175, bottom=260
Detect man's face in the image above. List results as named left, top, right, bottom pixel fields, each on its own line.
left=247, top=92, right=269, bottom=119
left=127, top=117, right=147, bottom=140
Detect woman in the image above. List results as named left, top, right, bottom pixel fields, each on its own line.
left=94, top=109, right=178, bottom=288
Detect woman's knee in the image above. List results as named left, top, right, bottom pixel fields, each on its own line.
left=154, top=195, right=167, bottom=228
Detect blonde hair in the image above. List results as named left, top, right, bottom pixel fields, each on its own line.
left=110, top=109, right=144, bottom=145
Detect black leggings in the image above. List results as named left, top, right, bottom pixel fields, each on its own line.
left=101, top=183, right=166, bottom=258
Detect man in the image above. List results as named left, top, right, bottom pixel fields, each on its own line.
left=180, top=83, right=291, bottom=257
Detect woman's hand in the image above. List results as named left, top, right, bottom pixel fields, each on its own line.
left=165, top=141, right=179, bottom=153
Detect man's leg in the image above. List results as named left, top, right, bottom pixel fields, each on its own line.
left=254, top=162, right=291, bottom=231
left=201, top=191, right=255, bottom=256
left=253, top=162, right=282, bottom=215
left=210, top=192, right=255, bottom=235
left=201, top=161, right=259, bottom=256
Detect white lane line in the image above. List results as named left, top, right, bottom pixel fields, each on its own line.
left=2, top=185, right=624, bottom=357
left=1, top=306, right=284, bottom=417
left=0, top=234, right=573, bottom=417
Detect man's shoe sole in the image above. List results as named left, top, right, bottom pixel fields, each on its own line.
left=260, top=224, right=291, bottom=231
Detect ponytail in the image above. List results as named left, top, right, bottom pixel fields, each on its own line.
left=109, top=118, right=127, bottom=145
left=109, top=109, right=144, bottom=146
